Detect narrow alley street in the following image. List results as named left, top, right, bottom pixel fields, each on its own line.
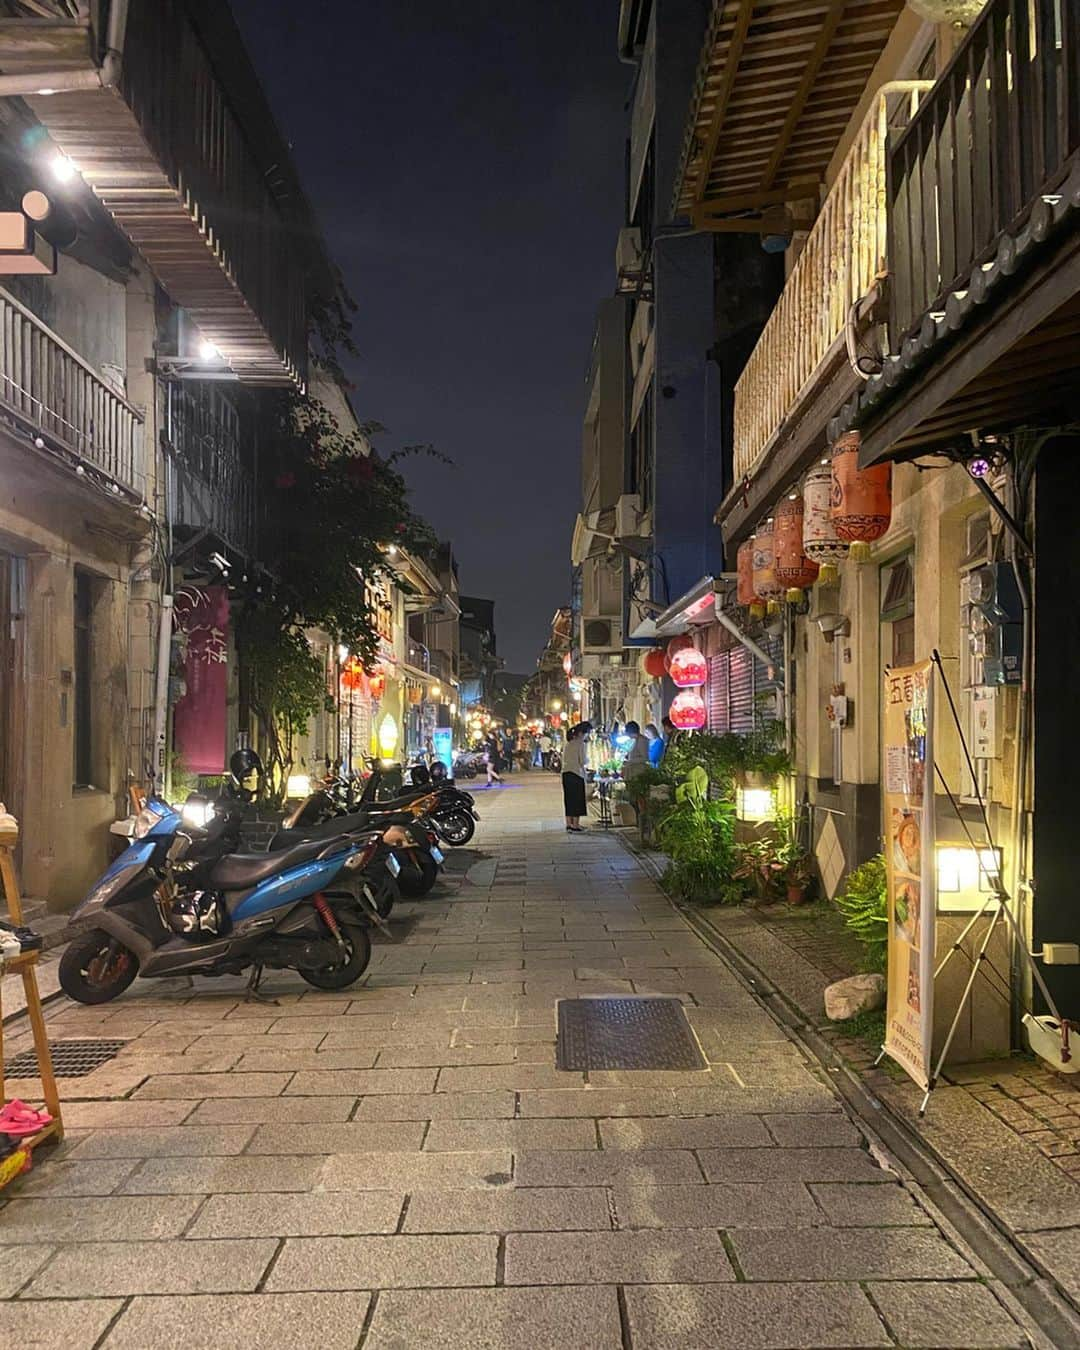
left=0, top=775, right=1037, bottom=1349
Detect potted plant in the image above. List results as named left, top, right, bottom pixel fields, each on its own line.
left=779, top=851, right=814, bottom=905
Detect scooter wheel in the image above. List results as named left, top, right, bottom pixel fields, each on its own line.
left=439, top=812, right=475, bottom=846
left=58, top=928, right=139, bottom=1005
left=397, top=850, right=438, bottom=899
left=299, top=922, right=371, bottom=990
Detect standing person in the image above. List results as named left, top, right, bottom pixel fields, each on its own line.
left=539, top=729, right=553, bottom=770
left=661, top=714, right=680, bottom=758
left=622, top=720, right=651, bottom=773
left=483, top=733, right=503, bottom=786
left=502, top=729, right=515, bottom=772
left=562, top=721, right=591, bottom=832
left=644, top=722, right=664, bottom=766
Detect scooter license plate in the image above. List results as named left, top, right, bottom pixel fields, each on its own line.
left=430, top=846, right=444, bottom=865
left=385, top=854, right=401, bottom=878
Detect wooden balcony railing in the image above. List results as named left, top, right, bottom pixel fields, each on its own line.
left=889, top=0, right=1080, bottom=341
left=733, top=84, right=931, bottom=482
left=0, top=286, right=143, bottom=496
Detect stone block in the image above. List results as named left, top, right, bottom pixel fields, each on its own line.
left=119, top=1155, right=324, bottom=1195
left=352, top=1091, right=516, bottom=1120
left=730, top=1226, right=975, bottom=1281
left=503, top=1229, right=732, bottom=1284
left=265, top=1235, right=497, bottom=1290
left=23, top=1239, right=277, bottom=1298
left=0, top=1299, right=122, bottom=1348
left=423, top=1118, right=597, bottom=1151
left=698, top=1147, right=891, bottom=1183
left=364, top=1285, right=621, bottom=1348
left=105, top=1292, right=372, bottom=1350
left=403, top=1186, right=612, bottom=1233
left=514, top=1148, right=702, bottom=1187
left=188, top=1192, right=403, bottom=1238
left=318, top=1149, right=514, bottom=1192
left=600, top=1116, right=771, bottom=1150
left=614, top=1182, right=820, bottom=1230
left=0, top=1195, right=200, bottom=1244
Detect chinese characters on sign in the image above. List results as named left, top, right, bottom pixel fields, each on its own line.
left=882, top=661, right=935, bottom=1091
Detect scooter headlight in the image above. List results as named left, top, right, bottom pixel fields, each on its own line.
left=132, top=805, right=166, bottom=839
left=181, top=794, right=216, bottom=829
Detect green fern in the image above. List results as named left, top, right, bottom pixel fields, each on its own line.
left=834, top=854, right=888, bottom=972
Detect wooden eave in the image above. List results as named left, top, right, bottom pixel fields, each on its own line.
left=674, top=0, right=905, bottom=225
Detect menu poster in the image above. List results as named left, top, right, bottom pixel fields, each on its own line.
left=882, top=661, right=935, bottom=1091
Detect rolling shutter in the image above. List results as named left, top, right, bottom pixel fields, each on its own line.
left=706, top=654, right=728, bottom=732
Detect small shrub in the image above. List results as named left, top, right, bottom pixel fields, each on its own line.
left=658, top=766, right=742, bottom=904
left=834, top=854, right=888, bottom=972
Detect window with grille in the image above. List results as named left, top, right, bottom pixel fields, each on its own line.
left=705, top=637, right=782, bottom=734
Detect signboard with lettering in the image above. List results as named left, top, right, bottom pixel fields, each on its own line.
left=882, top=661, right=935, bottom=1091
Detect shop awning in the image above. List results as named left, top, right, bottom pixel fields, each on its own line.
left=653, top=576, right=717, bottom=637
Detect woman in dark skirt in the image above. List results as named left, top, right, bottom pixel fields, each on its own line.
left=562, top=721, right=591, bottom=832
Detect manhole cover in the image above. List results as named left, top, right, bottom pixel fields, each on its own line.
left=6, top=1039, right=127, bottom=1079
left=556, top=997, right=706, bottom=1071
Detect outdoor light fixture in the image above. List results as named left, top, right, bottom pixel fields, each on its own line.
left=378, top=713, right=399, bottom=756
left=935, top=843, right=1003, bottom=912
left=430, top=683, right=442, bottom=699
left=338, top=644, right=349, bottom=663
left=286, top=773, right=311, bottom=800
left=967, top=456, right=991, bottom=479
left=49, top=153, right=77, bottom=184
left=551, top=699, right=562, bottom=711
left=736, top=786, right=777, bottom=823
left=199, top=339, right=221, bottom=362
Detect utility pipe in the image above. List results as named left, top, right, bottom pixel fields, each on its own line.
left=712, top=606, right=781, bottom=674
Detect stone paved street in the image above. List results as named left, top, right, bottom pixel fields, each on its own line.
left=0, top=776, right=1040, bottom=1348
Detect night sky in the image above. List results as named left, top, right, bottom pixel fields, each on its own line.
left=229, top=0, right=629, bottom=672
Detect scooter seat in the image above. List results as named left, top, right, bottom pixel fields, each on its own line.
left=207, top=837, right=347, bottom=890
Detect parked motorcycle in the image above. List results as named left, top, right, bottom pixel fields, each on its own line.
left=289, top=764, right=478, bottom=850
left=58, top=751, right=390, bottom=1005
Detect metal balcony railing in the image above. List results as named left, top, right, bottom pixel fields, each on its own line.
left=732, top=84, right=932, bottom=482
left=0, top=286, right=143, bottom=496
left=889, top=0, right=1080, bottom=341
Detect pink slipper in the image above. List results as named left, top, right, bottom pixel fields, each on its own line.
left=0, top=1100, right=51, bottom=1135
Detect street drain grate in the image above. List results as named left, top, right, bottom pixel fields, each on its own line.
left=6, top=1039, right=128, bottom=1079
left=556, top=997, right=706, bottom=1071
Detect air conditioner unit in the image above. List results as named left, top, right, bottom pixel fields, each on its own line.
left=614, top=493, right=644, bottom=539
left=581, top=615, right=622, bottom=653
left=615, top=226, right=643, bottom=288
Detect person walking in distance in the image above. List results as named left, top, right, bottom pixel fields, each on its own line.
left=539, top=730, right=554, bottom=770
left=483, top=733, right=503, bottom=786
left=562, top=721, right=591, bottom=832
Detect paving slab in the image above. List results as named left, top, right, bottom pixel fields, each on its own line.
left=118, top=1155, right=324, bottom=1194
left=364, top=1285, right=623, bottom=1349
left=0, top=1245, right=54, bottom=1298
left=866, top=1280, right=1029, bottom=1347
left=104, top=1292, right=372, bottom=1350
left=317, top=1149, right=514, bottom=1191
left=8, top=1161, right=138, bottom=1198
left=134, top=1071, right=291, bottom=1099
left=285, top=1067, right=438, bottom=1096
left=352, top=1091, right=516, bottom=1120
left=697, top=1146, right=893, bottom=1183
left=245, top=1121, right=427, bottom=1154
left=0, top=1195, right=202, bottom=1244
left=64, top=1124, right=256, bottom=1159
left=514, top=1148, right=703, bottom=1187
left=422, top=1118, right=598, bottom=1151
left=599, top=1114, right=772, bottom=1150
left=614, top=1181, right=821, bottom=1230
left=730, top=1225, right=976, bottom=1280
left=402, top=1186, right=612, bottom=1233
left=187, top=1191, right=404, bottom=1238
left=764, top=1113, right=864, bottom=1147
left=265, top=1234, right=497, bottom=1290
left=622, top=1282, right=893, bottom=1348
left=504, top=1229, right=732, bottom=1284
left=810, top=1181, right=935, bottom=1226
left=23, top=1238, right=277, bottom=1298
left=185, top=1096, right=358, bottom=1124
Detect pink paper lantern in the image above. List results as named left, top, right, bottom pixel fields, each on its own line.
left=668, top=646, right=707, bottom=688
left=669, top=689, right=707, bottom=730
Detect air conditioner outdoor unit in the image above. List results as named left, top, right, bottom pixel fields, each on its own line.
left=615, top=226, right=643, bottom=287
left=581, top=615, right=622, bottom=653
left=614, top=493, right=644, bottom=539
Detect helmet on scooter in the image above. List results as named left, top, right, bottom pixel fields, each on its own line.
left=410, top=763, right=431, bottom=786
left=430, top=760, right=448, bottom=783
left=229, top=747, right=263, bottom=786
left=170, top=889, right=225, bottom=937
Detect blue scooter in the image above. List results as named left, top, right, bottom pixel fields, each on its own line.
left=58, top=750, right=385, bottom=1005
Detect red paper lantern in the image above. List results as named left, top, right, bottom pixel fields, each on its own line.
left=562, top=652, right=573, bottom=676
left=340, top=657, right=365, bottom=692
left=642, top=648, right=667, bottom=680
left=368, top=667, right=387, bottom=700
left=831, top=431, right=891, bottom=562
left=774, top=496, right=819, bottom=602
left=736, top=540, right=756, bottom=608
left=752, top=524, right=783, bottom=615
left=669, top=646, right=707, bottom=688
left=669, top=689, right=707, bottom=730
left=666, top=634, right=694, bottom=658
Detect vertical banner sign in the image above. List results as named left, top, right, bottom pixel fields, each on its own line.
left=882, top=660, right=935, bottom=1090
left=173, top=586, right=229, bottom=775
